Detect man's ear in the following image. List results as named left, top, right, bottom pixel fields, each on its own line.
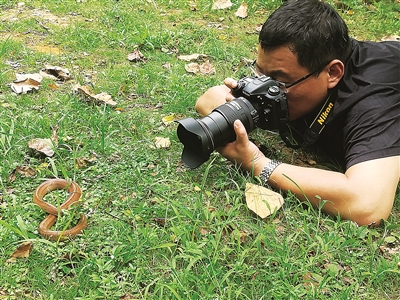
left=326, top=59, right=344, bottom=89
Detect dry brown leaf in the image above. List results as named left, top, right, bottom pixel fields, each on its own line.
left=11, top=73, right=43, bottom=94
left=199, top=227, right=211, bottom=235
left=303, top=272, right=320, bottom=288
left=153, top=137, right=171, bottom=148
left=15, top=165, right=36, bottom=177
left=381, top=34, right=400, bottom=41
left=212, top=0, right=233, bottom=10
left=73, top=84, right=117, bottom=107
left=39, top=65, right=71, bottom=81
left=237, top=229, right=249, bottom=243
left=119, top=294, right=136, bottom=300
left=185, top=62, right=200, bottom=74
left=245, top=182, right=284, bottom=218
left=28, top=138, right=55, bottom=157
left=127, top=49, right=146, bottom=62
left=185, top=61, right=216, bottom=75
left=48, top=83, right=59, bottom=90
left=6, top=241, right=33, bottom=263
left=8, top=170, right=16, bottom=183
left=51, top=124, right=59, bottom=146
left=152, top=218, right=167, bottom=227
left=76, top=154, right=97, bottom=169
left=93, top=92, right=117, bottom=106
left=177, top=53, right=208, bottom=62
left=162, top=63, right=171, bottom=70
left=235, top=2, right=248, bottom=18
left=199, top=60, right=216, bottom=75
left=32, top=45, right=62, bottom=54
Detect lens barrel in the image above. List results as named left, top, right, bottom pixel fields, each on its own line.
left=176, top=97, right=258, bottom=169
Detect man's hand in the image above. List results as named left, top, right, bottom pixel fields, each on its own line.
left=218, top=120, right=269, bottom=174
left=223, top=78, right=238, bottom=102
left=195, top=78, right=240, bottom=116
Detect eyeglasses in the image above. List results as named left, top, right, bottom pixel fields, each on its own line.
left=250, top=59, right=324, bottom=91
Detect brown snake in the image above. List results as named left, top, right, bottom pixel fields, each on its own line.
left=33, top=179, right=87, bottom=241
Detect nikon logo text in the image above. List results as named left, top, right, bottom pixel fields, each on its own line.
left=317, top=102, right=334, bottom=125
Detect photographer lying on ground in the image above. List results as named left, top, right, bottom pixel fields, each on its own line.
left=195, top=0, right=399, bottom=226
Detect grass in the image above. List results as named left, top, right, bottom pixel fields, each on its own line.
left=0, top=0, right=399, bottom=299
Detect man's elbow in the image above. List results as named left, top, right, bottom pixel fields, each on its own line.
left=346, top=195, right=394, bottom=226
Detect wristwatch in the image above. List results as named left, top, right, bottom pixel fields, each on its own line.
left=259, top=159, right=282, bottom=187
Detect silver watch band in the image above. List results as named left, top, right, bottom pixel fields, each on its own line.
left=259, top=159, right=282, bottom=187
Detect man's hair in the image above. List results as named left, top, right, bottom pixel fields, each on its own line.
left=259, top=0, right=352, bottom=73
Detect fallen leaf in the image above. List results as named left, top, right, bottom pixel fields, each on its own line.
left=381, top=34, right=400, bottom=42
left=32, top=45, right=62, bottom=54
left=11, top=73, right=42, bottom=94
left=212, top=0, right=233, bottom=10
left=75, top=154, right=97, bottom=169
left=51, top=124, right=59, bottom=146
left=93, top=92, right=117, bottom=106
left=120, top=294, right=136, bottom=300
left=177, top=53, right=208, bottom=62
left=245, top=182, right=284, bottom=218
left=162, top=62, right=171, bottom=70
left=153, top=137, right=171, bottom=148
left=8, top=170, right=16, bottom=183
left=73, top=84, right=117, bottom=107
left=235, top=2, right=248, bottom=18
left=185, top=62, right=200, bottom=74
left=28, top=138, right=55, bottom=157
left=199, top=227, right=211, bottom=235
left=15, top=165, right=36, bottom=177
left=199, top=60, right=216, bottom=75
left=303, top=272, right=322, bottom=288
left=39, top=65, right=71, bottom=81
left=162, top=114, right=176, bottom=125
left=185, top=61, right=216, bottom=75
left=6, top=241, right=33, bottom=263
left=48, top=83, right=59, bottom=90
left=127, top=49, right=146, bottom=62
left=152, top=218, right=167, bottom=227
left=237, top=229, right=249, bottom=243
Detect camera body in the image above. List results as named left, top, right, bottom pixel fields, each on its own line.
left=176, top=75, right=289, bottom=169
left=231, top=75, right=288, bottom=131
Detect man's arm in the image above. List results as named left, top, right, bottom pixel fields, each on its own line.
left=219, top=120, right=399, bottom=225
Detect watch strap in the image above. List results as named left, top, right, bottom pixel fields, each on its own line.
left=259, top=159, right=282, bottom=188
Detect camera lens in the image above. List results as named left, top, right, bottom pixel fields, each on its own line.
left=176, top=97, right=259, bottom=169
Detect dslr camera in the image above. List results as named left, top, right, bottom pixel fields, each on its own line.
left=176, top=75, right=289, bottom=169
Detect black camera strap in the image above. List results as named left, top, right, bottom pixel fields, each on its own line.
left=281, top=92, right=334, bottom=148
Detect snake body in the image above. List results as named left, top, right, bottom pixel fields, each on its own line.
left=33, top=179, right=87, bottom=241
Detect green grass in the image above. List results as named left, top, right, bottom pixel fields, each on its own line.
left=0, top=0, right=399, bottom=299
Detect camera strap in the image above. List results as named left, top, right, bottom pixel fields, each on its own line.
left=303, top=91, right=334, bottom=145
left=280, top=92, right=334, bottom=148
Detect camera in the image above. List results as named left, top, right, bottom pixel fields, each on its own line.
left=176, top=75, right=289, bottom=169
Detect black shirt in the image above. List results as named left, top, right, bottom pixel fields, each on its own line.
left=288, top=39, right=400, bottom=170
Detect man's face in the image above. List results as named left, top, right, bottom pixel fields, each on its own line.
left=255, top=45, right=330, bottom=121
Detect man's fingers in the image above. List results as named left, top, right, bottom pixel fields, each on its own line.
left=224, top=78, right=238, bottom=89
left=233, top=120, right=249, bottom=144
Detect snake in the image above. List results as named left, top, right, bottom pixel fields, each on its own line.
left=33, top=179, right=87, bottom=241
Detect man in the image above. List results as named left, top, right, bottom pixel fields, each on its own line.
left=195, top=0, right=399, bottom=226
